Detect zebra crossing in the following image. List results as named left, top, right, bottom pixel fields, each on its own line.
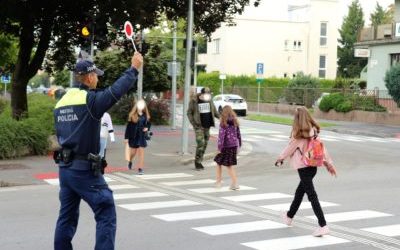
left=43, top=172, right=396, bottom=250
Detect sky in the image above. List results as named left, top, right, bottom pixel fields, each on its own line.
left=240, top=0, right=395, bottom=25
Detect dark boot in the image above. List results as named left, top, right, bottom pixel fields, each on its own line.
left=195, top=162, right=204, bottom=171
left=128, top=161, right=132, bottom=170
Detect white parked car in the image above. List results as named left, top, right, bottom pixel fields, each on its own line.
left=213, top=94, right=248, bottom=116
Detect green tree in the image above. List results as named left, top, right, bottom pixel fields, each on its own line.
left=53, top=70, right=70, bottom=88
left=385, top=64, right=400, bottom=107
left=0, top=33, right=18, bottom=73
left=370, top=2, right=386, bottom=27
left=29, top=73, right=50, bottom=88
left=0, top=0, right=260, bottom=120
left=338, top=0, right=367, bottom=78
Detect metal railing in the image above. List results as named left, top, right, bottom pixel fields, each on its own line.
left=230, top=86, right=399, bottom=113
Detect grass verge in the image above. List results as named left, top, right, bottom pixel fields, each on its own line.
left=246, top=114, right=337, bottom=127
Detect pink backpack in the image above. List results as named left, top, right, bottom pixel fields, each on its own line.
left=299, top=136, right=325, bottom=167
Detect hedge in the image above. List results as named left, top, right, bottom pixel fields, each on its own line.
left=0, top=94, right=56, bottom=159
left=318, top=93, right=386, bottom=113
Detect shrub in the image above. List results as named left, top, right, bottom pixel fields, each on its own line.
left=335, top=100, right=352, bottom=112
left=0, top=98, right=8, bottom=114
left=385, top=64, right=400, bottom=107
left=0, top=94, right=56, bottom=159
left=285, top=72, right=320, bottom=108
left=109, top=95, right=170, bottom=125
left=147, top=99, right=170, bottom=125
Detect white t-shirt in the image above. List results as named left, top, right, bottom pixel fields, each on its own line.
left=100, top=112, right=114, bottom=139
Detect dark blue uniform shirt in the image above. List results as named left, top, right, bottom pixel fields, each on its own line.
left=54, top=67, right=138, bottom=169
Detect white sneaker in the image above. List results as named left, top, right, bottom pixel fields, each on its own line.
left=229, top=184, right=240, bottom=190
left=215, top=181, right=222, bottom=188
left=280, top=211, right=293, bottom=226
left=313, top=225, right=330, bottom=237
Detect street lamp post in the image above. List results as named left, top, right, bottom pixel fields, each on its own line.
left=181, top=0, right=194, bottom=155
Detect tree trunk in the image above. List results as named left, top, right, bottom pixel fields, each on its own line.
left=11, top=80, right=28, bottom=120
left=11, top=15, right=52, bottom=120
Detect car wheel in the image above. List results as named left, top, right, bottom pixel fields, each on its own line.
left=242, top=110, right=247, bottom=116
left=218, top=106, right=223, bottom=114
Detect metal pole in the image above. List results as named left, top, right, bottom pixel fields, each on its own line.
left=171, top=21, right=177, bottom=130
left=193, top=45, right=198, bottom=89
left=4, top=83, right=6, bottom=97
left=221, top=79, right=224, bottom=95
left=137, top=31, right=144, bottom=99
left=181, top=0, right=194, bottom=154
left=257, top=82, right=260, bottom=113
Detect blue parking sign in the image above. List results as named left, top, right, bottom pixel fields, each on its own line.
left=1, top=75, right=11, bottom=84
left=256, top=63, right=264, bottom=75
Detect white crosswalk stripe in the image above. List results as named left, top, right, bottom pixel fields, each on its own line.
left=222, top=193, right=292, bottom=202
left=118, top=200, right=202, bottom=211
left=261, top=201, right=339, bottom=211
left=152, top=209, right=241, bottom=221
left=306, top=210, right=393, bottom=222
left=113, top=192, right=169, bottom=200
left=241, top=235, right=350, bottom=250
left=193, top=220, right=286, bottom=235
left=188, top=185, right=256, bottom=193
left=362, top=224, right=400, bottom=236
left=160, top=179, right=215, bottom=186
left=109, top=184, right=139, bottom=190
left=44, top=175, right=116, bottom=186
left=136, top=173, right=193, bottom=180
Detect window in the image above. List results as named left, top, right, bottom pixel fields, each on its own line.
left=390, top=53, right=400, bottom=66
left=293, top=41, right=297, bottom=50
left=319, top=55, right=327, bottom=78
left=284, top=73, right=288, bottom=78
left=297, top=41, right=302, bottom=50
left=212, top=38, right=220, bottom=54
left=320, top=22, right=327, bottom=46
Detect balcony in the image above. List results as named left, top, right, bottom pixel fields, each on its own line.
left=357, top=23, right=400, bottom=45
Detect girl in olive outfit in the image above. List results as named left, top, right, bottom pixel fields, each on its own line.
left=125, top=99, right=151, bottom=175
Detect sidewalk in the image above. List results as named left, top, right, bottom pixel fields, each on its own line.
left=248, top=111, right=400, bottom=138
left=0, top=125, right=216, bottom=187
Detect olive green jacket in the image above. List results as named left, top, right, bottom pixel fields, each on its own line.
left=187, top=94, right=219, bottom=129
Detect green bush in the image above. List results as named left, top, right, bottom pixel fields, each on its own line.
left=109, top=95, right=170, bottom=125
left=0, top=98, right=8, bottom=114
left=385, top=64, right=400, bottom=107
left=335, top=100, right=352, bottom=112
left=285, top=72, right=320, bottom=108
left=0, top=94, right=56, bottom=159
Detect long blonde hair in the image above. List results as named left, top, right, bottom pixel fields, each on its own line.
left=128, top=99, right=150, bottom=123
left=220, top=105, right=239, bottom=128
left=291, top=106, right=320, bottom=139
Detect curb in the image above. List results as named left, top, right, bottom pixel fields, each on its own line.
left=180, top=152, right=217, bottom=165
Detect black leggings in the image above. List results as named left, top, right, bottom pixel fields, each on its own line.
left=287, top=167, right=327, bottom=227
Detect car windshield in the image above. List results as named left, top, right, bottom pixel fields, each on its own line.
left=224, top=96, right=243, bottom=103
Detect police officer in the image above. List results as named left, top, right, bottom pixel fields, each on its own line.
left=54, top=52, right=143, bottom=250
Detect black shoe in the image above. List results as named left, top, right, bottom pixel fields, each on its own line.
left=128, top=162, right=132, bottom=170
left=195, top=162, right=204, bottom=171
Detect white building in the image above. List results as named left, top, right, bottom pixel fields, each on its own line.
left=198, top=0, right=339, bottom=79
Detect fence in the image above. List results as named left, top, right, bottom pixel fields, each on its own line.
left=230, top=86, right=400, bottom=113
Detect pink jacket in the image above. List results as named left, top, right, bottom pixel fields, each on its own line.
left=278, top=134, right=334, bottom=170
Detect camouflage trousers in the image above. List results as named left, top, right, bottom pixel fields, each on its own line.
left=194, top=128, right=210, bottom=164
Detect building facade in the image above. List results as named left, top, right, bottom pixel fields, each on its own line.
left=355, top=0, right=400, bottom=91
left=198, top=0, right=339, bottom=79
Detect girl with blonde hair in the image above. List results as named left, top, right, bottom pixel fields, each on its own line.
left=214, top=105, right=241, bottom=190
left=275, top=106, right=336, bottom=237
left=124, top=99, right=151, bottom=174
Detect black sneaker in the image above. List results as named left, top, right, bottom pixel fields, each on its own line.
left=138, top=168, right=144, bottom=175
left=128, top=162, right=132, bottom=170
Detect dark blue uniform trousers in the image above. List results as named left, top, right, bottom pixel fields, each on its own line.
left=54, top=167, right=116, bottom=250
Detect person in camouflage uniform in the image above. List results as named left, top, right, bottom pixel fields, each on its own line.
left=187, top=87, right=220, bottom=170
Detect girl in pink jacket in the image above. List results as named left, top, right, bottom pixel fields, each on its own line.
left=275, top=106, right=337, bottom=237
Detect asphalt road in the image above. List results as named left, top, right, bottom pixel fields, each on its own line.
left=1, top=115, right=399, bottom=250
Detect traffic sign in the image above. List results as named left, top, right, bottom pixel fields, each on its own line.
left=219, top=74, right=226, bottom=80
left=256, top=63, right=264, bottom=80
left=1, top=75, right=10, bottom=84
left=124, top=21, right=137, bottom=52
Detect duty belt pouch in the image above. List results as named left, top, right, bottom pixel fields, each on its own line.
left=53, top=151, right=61, bottom=164
left=61, top=148, right=73, bottom=164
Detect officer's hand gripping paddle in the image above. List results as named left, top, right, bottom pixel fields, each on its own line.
left=124, top=21, right=137, bottom=52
